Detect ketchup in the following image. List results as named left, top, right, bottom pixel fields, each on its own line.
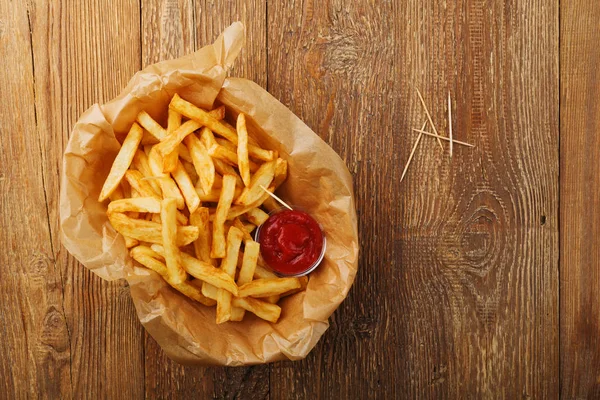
left=257, top=210, right=324, bottom=276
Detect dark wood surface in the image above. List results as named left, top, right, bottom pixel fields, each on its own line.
left=0, top=0, right=596, bottom=398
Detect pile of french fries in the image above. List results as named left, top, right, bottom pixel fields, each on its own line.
left=98, top=94, right=307, bottom=324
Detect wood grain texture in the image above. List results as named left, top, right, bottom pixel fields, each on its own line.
left=0, top=2, right=69, bottom=398
left=560, top=1, right=600, bottom=398
left=267, top=0, right=559, bottom=398
left=16, top=0, right=145, bottom=398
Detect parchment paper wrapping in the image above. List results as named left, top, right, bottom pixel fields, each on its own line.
left=60, top=22, right=359, bottom=365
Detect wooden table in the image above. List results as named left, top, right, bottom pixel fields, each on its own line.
left=1, top=0, right=598, bottom=398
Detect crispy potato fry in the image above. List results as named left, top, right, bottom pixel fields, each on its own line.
left=199, top=126, right=217, bottom=150
left=98, top=122, right=144, bottom=201
left=216, top=226, right=244, bottom=323
left=132, top=149, right=162, bottom=194
left=265, top=296, right=280, bottom=304
left=227, top=188, right=272, bottom=220
left=238, top=278, right=301, bottom=298
left=233, top=218, right=253, bottom=242
left=177, top=143, right=193, bottom=162
left=161, top=198, right=187, bottom=284
left=253, top=263, right=278, bottom=279
left=155, top=119, right=201, bottom=158
left=170, top=94, right=238, bottom=144
left=209, top=105, right=226, bottom=120
left=184, top=133, right=215, bottom=194
left=141, top=130, right=160, bottom=145
left=238, top=241, right=260, bottom=286
left=108, top=184, right=125, bottom=201
left=147, top=148, right=185, bottom=209
left=181, top=160, right=199, bottom=185
left=171, top=94, right=274, bottom=161
left=244, top=208, right=269, bottom=226
left=151, top=244, right=238, bottom=296
left=215, top=138, right=236, bottom=152
left=130, top=246, right=215, bottom=306
left=124, top=169, right=160, bottom=198
left=213, top=158, right=244, bottom=187
left=211, top=175, right=237, bottom=258
left=136, top=111, right=166, bottom=140
left=171, top=161, right=201, bottom=213
left=208, top=143, right=260, bottom=172
left=272, top=158, right=288, bottom=189
left=196, top=186, right=242, bottom=203
left=201, top=282, right=218, bottom=300
left=243, top=222, right=256, bottom=234
left=235, top=161, right=276, bottom=206
left=281, top=275, right=309, bottom=297
left=107, top=197, right=161, bottom=214
left=262, top=197, right=280, bottom=213
left=152, top=213, right=161, bottom=224
left=236, top=113, right=251, bottom=186
left=124, top=236, right=139, bottom=248
left=190, top=208, right=216, bottom=267
left=162, top=109, right=182, bottom=172
left=173, top=279, right=216, bottom=306
left=108, top=212, right=198, bottom=246
left=231, top=297, right=281, bottom=323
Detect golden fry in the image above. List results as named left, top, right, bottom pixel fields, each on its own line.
left=108, top=212, right=198, bottom=246
left=190, top=208, right=216, bottom=267
left=107, top=197, right=161, bottom=214
left=237, top=113, right=251, bottom=186
left=231, top=297, right=281, bottom=323
left=238, top=278, right=301, bottom=298
left=136, top=111, right=166, bottom=140
left=238, top=241, right=260, bottom=285
left=181, top=159, right=199, bottom=185
left=233, top=218, right=253, bottom=242
left=216, top=226, right=244, bottom=324
left=262, top=197, right=280, bottom=213
left=213, top=158, right=244, bottom=187
left=161, top=198, right=187, bottom=284
left=154, top=120, right=201, bottom=159
left=130, top=246, right=215, bottom=306
left=132, top=149, right=162, bottom=195
left=211, top=175, right=237, bottom=258
left=162, top=109, right=182, bottom=172
left=98, top=122, right=144, bottom=201
left=171, top=161, right=201, bottom=213
left=235, top=161, right=276, bottom=206
left=196, top=186, right=242, bottom=203
left=184, top=133, right=215, bottom=194
left=147, top=148, right=185, bottom=209
left=272, top=158, right=288, bottom=189
left=124, top=169, right=160, bottom=198
left=227, top=188, right=272, bottom=220
left=244, top=208, right=269, bottom=226
left=151, top=244, right=238, bottom=296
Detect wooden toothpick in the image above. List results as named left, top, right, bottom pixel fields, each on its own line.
left=401, top=121, right=428, bottom=182
left=448, top=91, right=453, bottom=157
left=416, top=87, right=443, bottom=149
left=411, top=128, right=474, bottom=147
left=259, top=185, right=293, bottom=211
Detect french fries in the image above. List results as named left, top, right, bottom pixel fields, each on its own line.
left=236, top=113, right=251, bottom=186
left=99, top=95, right=307, bottom=325
left=211, top=175, right=236, bottom=258
left=216, top=226, right=243, bottom=324
left=98, top=123, right=144, bottom=201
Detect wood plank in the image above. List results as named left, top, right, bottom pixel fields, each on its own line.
left=25, top=0, right=145, bottom=397
left=267, top=0, right=558, bottom=398
left=560, top=1, right=600, bottom=398
left=140, top=1, right=269, bottom=397
left=0, top=2, right=70, bottom=397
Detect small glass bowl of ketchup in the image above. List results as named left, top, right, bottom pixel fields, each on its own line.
left=255, top=208, right=326, bottom=277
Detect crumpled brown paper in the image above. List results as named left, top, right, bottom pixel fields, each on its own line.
left=60, top=22, right=359, bottom=365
